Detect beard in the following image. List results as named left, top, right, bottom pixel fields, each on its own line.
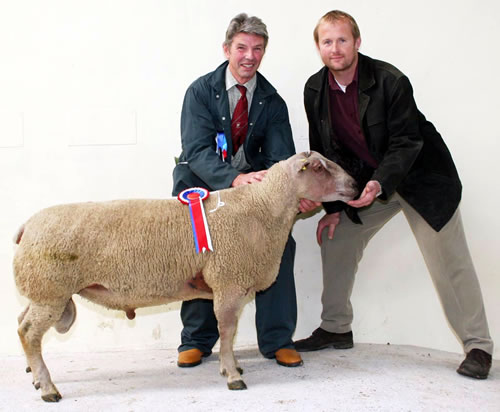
left=326, top=54, right=356, bottom=73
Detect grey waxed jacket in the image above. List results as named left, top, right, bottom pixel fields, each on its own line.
left=172, top=61, right=295, bottom=196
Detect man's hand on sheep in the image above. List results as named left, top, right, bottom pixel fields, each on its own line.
left=316, top=212, right=341, bottom=245
left=231, top=170, right=268, bottom=186
left=298, top=199, right=321, bottom=214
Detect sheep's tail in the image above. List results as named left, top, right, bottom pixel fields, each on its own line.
left=13, top=224, right=25, bottom=245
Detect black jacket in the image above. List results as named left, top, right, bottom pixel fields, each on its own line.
left=304, top=53, right=462, bottom=231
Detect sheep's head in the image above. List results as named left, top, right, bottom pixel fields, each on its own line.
left=289, top=151, right=358, bottom=203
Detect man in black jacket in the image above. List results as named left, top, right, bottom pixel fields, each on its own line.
left=295, top=10, right=493, bottom=378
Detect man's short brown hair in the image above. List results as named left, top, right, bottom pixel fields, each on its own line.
left=313, top=10, right=361, bottom=44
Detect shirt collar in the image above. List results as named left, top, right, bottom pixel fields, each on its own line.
left=225, top=67, right=257, bottom=94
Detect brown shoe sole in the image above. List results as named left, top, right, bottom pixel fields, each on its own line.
left=177, top=359, right=202, bottom=368
left=276, top=359, right=304, bottom=367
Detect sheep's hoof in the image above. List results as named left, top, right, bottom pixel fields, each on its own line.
left=227, top=380, right=247, bottom=390
left=26, top=366, right=31, bottom=373
left=42, top=392, right=62, bottom=403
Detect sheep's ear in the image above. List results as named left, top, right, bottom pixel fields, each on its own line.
left=310, top=158, right=325, bottom=173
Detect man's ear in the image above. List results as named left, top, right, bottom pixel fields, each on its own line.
left=223, top=43, right=230, bottom=59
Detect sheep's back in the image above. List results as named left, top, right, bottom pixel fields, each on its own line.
left=13, top=199, right=206, bottom=302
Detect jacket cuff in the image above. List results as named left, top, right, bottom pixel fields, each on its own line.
left=322, top=200, right=346, bottom=214
left=322, top=201, right=363, bottom=225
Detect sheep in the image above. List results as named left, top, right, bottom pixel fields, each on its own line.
left=13, top=150, right=358, bottom=402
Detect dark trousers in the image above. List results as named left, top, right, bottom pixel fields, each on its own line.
left=179, top=235, right=297, bottom=359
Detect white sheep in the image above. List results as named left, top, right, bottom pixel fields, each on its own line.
left=13, top=151, right=357, bottom=402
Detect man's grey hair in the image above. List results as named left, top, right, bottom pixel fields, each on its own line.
left=224, top=13, right=269, bottom=49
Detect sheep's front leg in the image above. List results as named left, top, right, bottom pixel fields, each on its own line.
left=213, top=287, right=247, bottom=390
left=18, top=302, right=67, bottom=402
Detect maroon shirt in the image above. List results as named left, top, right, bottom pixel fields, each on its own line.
left=328, top=68, right=378, bottom=168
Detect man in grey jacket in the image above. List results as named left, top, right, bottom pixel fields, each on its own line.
left=295, top=10, right=493, bottom=379
left=172, top=13, right=302, bottom=368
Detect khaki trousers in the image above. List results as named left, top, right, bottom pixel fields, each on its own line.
left=320, top=193, right=493, bottom=354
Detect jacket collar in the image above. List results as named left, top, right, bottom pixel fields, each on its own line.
left=307, top=53, right=375, bottom=122
left=357, top=53, right=375, bottom=92
left=357, top=53, right=375, bottom=122
left=208, top=61, right=278, bottom=152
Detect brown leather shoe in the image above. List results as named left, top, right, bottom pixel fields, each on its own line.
left=275, top=348, right=303, bottom=367
left=177, top=348, right=203, bottom=368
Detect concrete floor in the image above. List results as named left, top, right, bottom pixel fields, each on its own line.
left=1, top=343, right=498, bottom=412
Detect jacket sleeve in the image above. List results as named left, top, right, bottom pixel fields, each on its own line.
left=370, top=75, right=424, bottom=198
left=180, top=83, right=240, bottom=190
left=259, top=95, right=295, bottom=169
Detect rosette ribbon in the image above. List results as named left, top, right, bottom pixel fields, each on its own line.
left=178, top=187, right=213, bottom=254
left=216, top=132, right=227, bottom=161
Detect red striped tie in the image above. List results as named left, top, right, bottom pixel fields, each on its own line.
left=231, top=85, right=248, bottom=154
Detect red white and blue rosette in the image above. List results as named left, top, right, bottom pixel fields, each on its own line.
left=178, top=187, right=213, bottom=254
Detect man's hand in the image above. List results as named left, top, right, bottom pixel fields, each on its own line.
left=347, top=180, right=381, bottom=208
left=231, top=170, right=268, bottom=187
left=299, top=199, right=321, bottom=214
left=316, top=212, right=341, bottom=245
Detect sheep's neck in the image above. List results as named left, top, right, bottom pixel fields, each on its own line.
left=250, top=165, right=300, bottom=227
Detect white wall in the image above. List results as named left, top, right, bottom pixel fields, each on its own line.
left=1, top=0, right=498, bottom=359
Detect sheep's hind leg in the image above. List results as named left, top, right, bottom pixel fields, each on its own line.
left=17, top=305, right=32, bottom=373
left=17, top=301, right=67, bottom=402
left=214, top=287, right=247, bottom=390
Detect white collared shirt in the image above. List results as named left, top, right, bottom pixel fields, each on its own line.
left=225, top=68, right=257, bottom=116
